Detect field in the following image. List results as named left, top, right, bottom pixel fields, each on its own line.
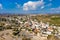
left=31, top=14, right=60, bottom=26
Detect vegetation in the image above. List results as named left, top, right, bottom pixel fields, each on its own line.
left=0, top=14, right=60, bottom=40
left=31, top=14, right=60, bottom=26
left=0, top=26, right=5, bottom=31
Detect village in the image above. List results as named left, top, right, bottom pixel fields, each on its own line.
left=0, top=15, right=60, bottom=40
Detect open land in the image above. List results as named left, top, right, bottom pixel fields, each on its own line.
left=0, top=14, right=60, bottom=40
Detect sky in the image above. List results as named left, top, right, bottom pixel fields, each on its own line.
left=0, top=0, right=60, bottom=14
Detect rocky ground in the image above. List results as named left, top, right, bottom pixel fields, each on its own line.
left=0, top=15, right=60, bottom=40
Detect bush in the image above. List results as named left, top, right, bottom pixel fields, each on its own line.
left=0, top=26, right=5, bottom=31
left=22, top=37, right=31, bottom=40
left=13, top=30, right=20, bottom=36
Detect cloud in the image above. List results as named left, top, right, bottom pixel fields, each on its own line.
left=50, top=6, right=60, bottom=13
left=51, top=7, right=60, bottom=10
left=23, top=0, right=44, bottom=11
left=0, top=3, right=3, bottom=9
left=46, top=3, right=52, bottom=7
left=15, top=2, right=20, bottom=8
left=41, top=6, right=44, bottom=9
